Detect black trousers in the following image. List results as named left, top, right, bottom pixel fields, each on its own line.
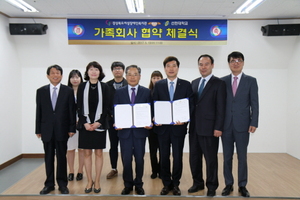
left=43, top=137, right=68, bottom=188
left=190, top=133, right=219, bottom=191
left=108, top=118, right=119, bottom=169
left=148, top=129, right=160, bottom=174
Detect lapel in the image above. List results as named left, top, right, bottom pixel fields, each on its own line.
left=235, top=73, right=246, bottom=97
left=45, top=84, right=52, bottom=109
left=160, top=79, right=169, bottom=100
left=192, top=78, right=200, bottom=94
left=226, top=74, right=234, bottom=98
left=198, top=76, right=215, bottom=102
left=173, top=78, right=182, bottom=100
left=123, top=85, right=131, bottom=104
left=54, top=84, right=64, bottom=111
left=135, top=85, right=142, bottom=103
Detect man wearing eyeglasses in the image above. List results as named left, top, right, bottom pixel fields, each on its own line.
left=221, top=51, right=259, bottom=197
left=106, top=61, right=128, bottom=179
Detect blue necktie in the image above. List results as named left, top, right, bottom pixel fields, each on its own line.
left=169, top=82, right=174, bottom=101
left=131, top=88, right=136, bottom=104
left=198, top=79, right=206, bottom=98
left=52, top=87, right=57, bottom=110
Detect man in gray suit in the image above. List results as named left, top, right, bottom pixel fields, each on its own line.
left=221, top=51, right=259, bottom=197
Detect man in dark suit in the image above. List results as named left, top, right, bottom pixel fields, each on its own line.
left=106, top=61, right=128, bottom=179
left=189, top=54, right=226, bottom=196
left=35, top=65, right=76, bottom=195
left=153, top=56, right=193, bottom=196
left=221, top=51, right=259, bottom=197
left=114, top=65, right=152, bottom=195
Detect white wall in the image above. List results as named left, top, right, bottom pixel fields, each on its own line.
left=0, top=15, right=22, bottom=165
left=287, top=34, right=300, bottom=159
left=1, top=17, right=299, bottom=164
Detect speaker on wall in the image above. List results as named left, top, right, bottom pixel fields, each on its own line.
left=9, top=23, right=48, bottom=35
left=261, top=24, right=300, bottom=36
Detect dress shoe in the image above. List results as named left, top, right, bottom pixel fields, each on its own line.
left=40, top=186, right=55, bottom=195
left=59, top=186, right=69, bottom=194
left=135, top=187, right=145, bottom=195
left=76, top=173, right=83, bottom=181
left=207, top=190, right=216, bottom=197
left=107, top=169, right=118, bottom=179
left=150, top=173, right=158, bottom=179
left=188, top=184, right=204, bottom=193
left=84, top=182, right=94, bottom=193
left=222, top=185, right=233, bottom=196
left=121, top=187, right=133, bottom=195
left=173, top=186, right=181, bottom=195
left=94, top=188, right=101, bottom=193
left=160, top=186, right=171, bottom=195
left=68, top=173, right=74, bottom=181
left=239, top=187, right=250, bottom=197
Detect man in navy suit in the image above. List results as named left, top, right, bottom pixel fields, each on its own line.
left=189, top=54, right=226, bottom=196
left=153, top=56, right=193, bottom=196
left=221, top=51, right=259, bottom=197
left=36, top=65, right=76, bottom=194
left=114, top=65, right=152, bottom=195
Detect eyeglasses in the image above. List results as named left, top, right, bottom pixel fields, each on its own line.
left=126, top=73, right=140, bottom=77
left=230, top=59, right=244, bottom=64
left=113, top=67, right=123, bottom=71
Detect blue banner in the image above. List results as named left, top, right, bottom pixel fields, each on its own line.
left=67, top=19, right=227, bottom=45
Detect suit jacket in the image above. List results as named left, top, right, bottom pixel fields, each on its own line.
left=152, top=78, right=193, bottom=136
left=76, top=81, right=110, bottom=130
left=189, top=75, right=226, bottom=136
left=221, top=73, right=259, bottom=132
left=106, top=78, right=128, bottom=117
left=35, top=84, right=76, bottom=142
left=114, top=85, right=151, bottom=139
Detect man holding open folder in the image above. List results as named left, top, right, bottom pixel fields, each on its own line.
left=153, top=56, right=193, bottom=196
left=113, top=65, right=152, bottom=195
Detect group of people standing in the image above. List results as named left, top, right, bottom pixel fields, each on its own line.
left=35, top=51, right=258, bottom=197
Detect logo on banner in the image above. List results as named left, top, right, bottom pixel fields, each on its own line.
left=210, top=25, right=221, bottom=37
left=72, top=25, right=85, bottom=36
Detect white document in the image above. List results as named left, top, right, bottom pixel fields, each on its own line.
left=114, top=104, right=133, bottom=129
left=172, top=98, right=190, bottom=123
left=114, top=103, right=151, bottom=129
left=154, top=98, right=190, bottom=125
left=154, top=101, right=173, bottom=124
left=133, top=103, right=152, bottom=128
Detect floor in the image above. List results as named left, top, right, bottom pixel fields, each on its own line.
left=1, top=153, right=300, bottom=199
left=0, top=158, right=44, bottom=193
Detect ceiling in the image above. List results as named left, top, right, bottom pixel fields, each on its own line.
left=0, top=0, right=300, bottom=20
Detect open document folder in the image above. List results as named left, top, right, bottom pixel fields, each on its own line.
left=154, top=98, right=190, bottom=125
left=114, top=103, right=152, bottom=129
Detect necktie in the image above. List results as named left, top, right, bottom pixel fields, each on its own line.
left=232, top=76, right=238, bottom=96
left=169, top=82, right=174, bottom=101
left=131, top=88, right=136, bottom=104
left=52, top=87, right=57, bottom=110
left=198, top=79, right=206, bottom=98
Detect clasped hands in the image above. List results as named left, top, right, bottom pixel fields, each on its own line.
left=84, top=122, right=101, bottom=131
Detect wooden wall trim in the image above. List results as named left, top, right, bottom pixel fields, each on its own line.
left=0, top=155, right=22, bottom=170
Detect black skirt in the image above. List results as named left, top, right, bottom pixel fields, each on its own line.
left=78, top=128, right=106, bottom=149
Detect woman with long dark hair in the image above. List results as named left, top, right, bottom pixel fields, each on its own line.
left=67, top=70, right=84, bottom=181
left=148, top=70, right=163, bottom=179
